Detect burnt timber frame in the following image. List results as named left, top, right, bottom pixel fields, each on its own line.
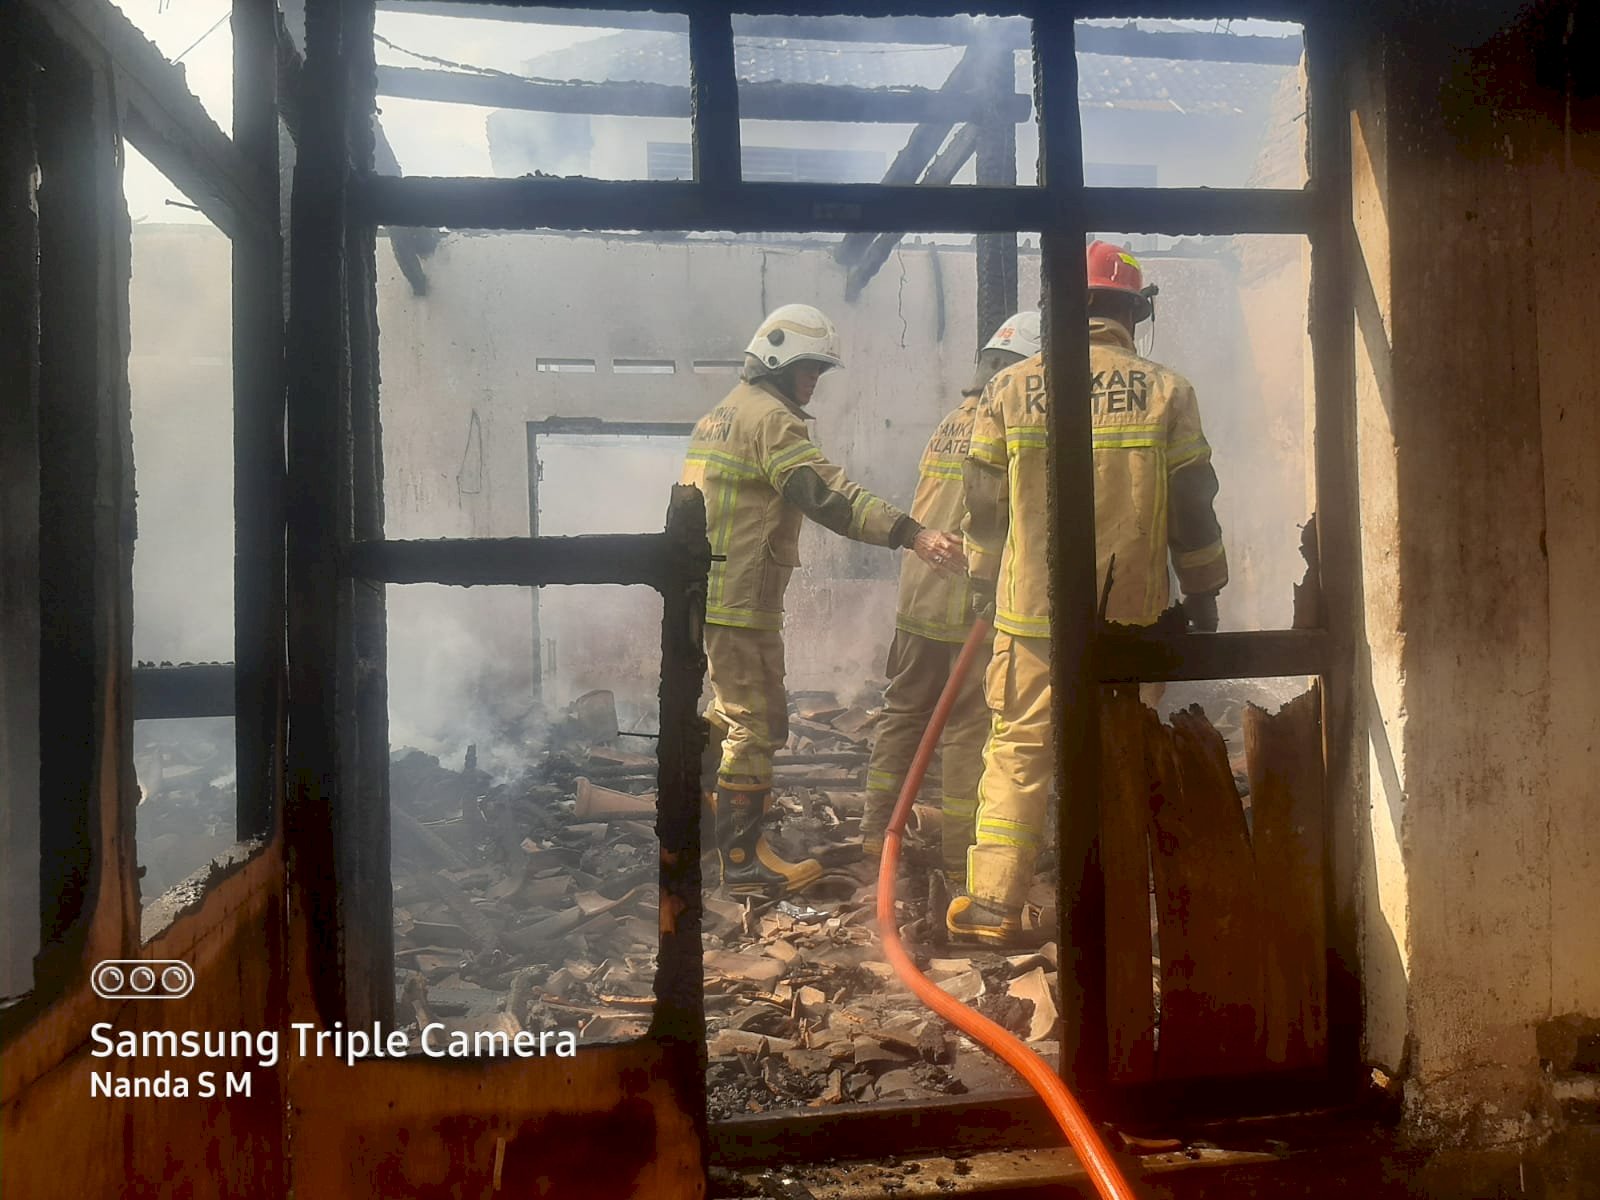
left=321, top=0, right=1357, bottom=1171
left=1, top=0, right=285, bottom=1023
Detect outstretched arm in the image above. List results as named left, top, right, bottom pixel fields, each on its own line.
left=760, top=409, right=962, bottom=570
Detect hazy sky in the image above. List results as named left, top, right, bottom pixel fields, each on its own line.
left=114, top=0, right=606, bottom=221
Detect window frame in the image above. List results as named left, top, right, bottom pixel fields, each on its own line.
left=307, top=0, right=1357, bottom=1162
left=0, top=0, right=284, bottom=1026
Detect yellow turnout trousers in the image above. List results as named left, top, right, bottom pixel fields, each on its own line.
left=704, top=624, right=788, bottom=787
left=967, top=632, right=1053, bottom=911
left=861, top=628, right=992, bottom=877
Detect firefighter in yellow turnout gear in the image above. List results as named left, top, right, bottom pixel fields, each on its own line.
left=947, top=244, right=1229, bottom=945
left=684, top=304, right=964, bottom=896
left=860, top=313, right=1041, bottom=884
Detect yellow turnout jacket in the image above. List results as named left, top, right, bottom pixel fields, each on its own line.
left=963, top=319, right=1227, bottom=638
left=683, top=378, right=914, bottom=631
left=894, top=395, right=979, bottom=644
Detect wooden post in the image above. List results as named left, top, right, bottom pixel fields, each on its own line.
left=1034, top=6, right=1108, bottom=1098
left=233, top=0, right=286, bottom=844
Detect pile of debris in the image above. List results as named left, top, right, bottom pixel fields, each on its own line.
left=390, top=731, right=662, bottom=1044
left=699, top=884, right=1062, bottom=1118
left=386, top=685, right=1066, bottom=1114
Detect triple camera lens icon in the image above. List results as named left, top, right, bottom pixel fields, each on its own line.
left=92, top=959, right=194, bottom=1000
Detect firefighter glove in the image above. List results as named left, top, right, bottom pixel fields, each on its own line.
left=1181, top=590, right=1219, bottom=633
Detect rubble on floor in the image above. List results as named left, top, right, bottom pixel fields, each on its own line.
left=133, top=716, right=239, bottom=901
left=386, top=686, right=1065, bottom=1115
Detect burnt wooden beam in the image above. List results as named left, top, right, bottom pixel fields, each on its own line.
left=834, top=40, right=984, bottom=266
left=843, top=123, right=979, bottom=300
left=1, top=16, right=44, bottom=1001
left=364, top=175, right=1036, bottom=231
left=1093, top=628, right=1329, bottom=684
left=18, top=0, right=276, bottom=242
left=133, top=664, right=238, bottom=721
left=375, top=65, right=1032, bottom=124
left=688, top=6, right=739, bottom=189
left=285, top=0, right=358, bottom=1029
left=712, top=1093, right=1060, bottom=1168
left=710, top=1079, right=1361, bottom=1165
left=1082, top=186, right=1314, bottom=234
left=32, top=26, right=122, bottom=984
left=1305, top=16, right=1364, bottom=1091
left=648, top=485, right=713, bottom=1161
left=348, top=533, right=708, bottom=589
left=345, top=0, right=395, bottom=1032
left=234, top=0, right=286, bottom=843
left=360, top=173, right=1315, bottom=235
left=1035, top=3, right=1109, bottom=1103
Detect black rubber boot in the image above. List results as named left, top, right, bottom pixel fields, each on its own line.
left=712, top=783, right=821, bottom=897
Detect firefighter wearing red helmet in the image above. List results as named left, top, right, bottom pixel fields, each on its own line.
left=947, top=242, right=1228, bottom=946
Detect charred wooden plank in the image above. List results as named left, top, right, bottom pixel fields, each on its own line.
left=1035, top=2, right=1107, bottom=1097
left=32, top=27, right=125, bottom=976
left=688, top=6, right=739, bottom=190
left=1148, top=707, right=1267, bottom=1080
left=233, top=0, right=286, bottom=842
left=349, top=533, right=695, bottom=588
left=284, top=0, right=356, bottom=1027
left=345, top=0, right=397, bottom=1028
left=843, top=123, right=979, bottom=300
left=132, top=664, right=237, bottom=720
left=1, top=17, right=44, bottom=999
left=1245, top=686, right=1328, bottom=1069
left=1099, top=688, right=1156, bottom=1084
left=376, top=67, right=1031, bottom=124
left=1095, top=628, right=1327, bottom=684
left=1306, top=17, right=1363, bottom=1085
left=649, top=484, right=713, bottom=1150
left=361, top=174, right=1047, bottom=233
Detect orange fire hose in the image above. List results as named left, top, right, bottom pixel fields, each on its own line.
left=874, top=616, right=1141, bottom=1200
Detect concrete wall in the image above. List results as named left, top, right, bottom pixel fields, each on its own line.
left=1352, top=1, right=1600, bottom=1144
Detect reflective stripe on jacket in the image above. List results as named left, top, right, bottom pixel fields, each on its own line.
left=894, top=394, right=978, bottom=644
left=963, top=319, right=1228, bottom=638
left=682, top=379, right=909, bottom=631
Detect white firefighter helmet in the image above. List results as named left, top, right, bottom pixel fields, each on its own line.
left=982, top=310, right=1042, bottom=360
left=745, top=303, right=844, bottom=372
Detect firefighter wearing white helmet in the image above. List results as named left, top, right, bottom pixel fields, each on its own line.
left=859, top=312, right=1040, bottom=884
left=683, top=303, right=964, bottom=896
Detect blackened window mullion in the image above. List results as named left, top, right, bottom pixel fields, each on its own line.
left=1034, top=4, right=1109, bottom=1099
left=688, top=5, right=740, bottom=192
left=234, top=0, right=287, bottom=842
left=34, top=43, right=123, bottom=980
left=0, top=25, right=44, bottom=1001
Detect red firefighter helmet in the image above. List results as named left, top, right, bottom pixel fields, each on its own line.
left=1086, top=239, right=1154, bottom=322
